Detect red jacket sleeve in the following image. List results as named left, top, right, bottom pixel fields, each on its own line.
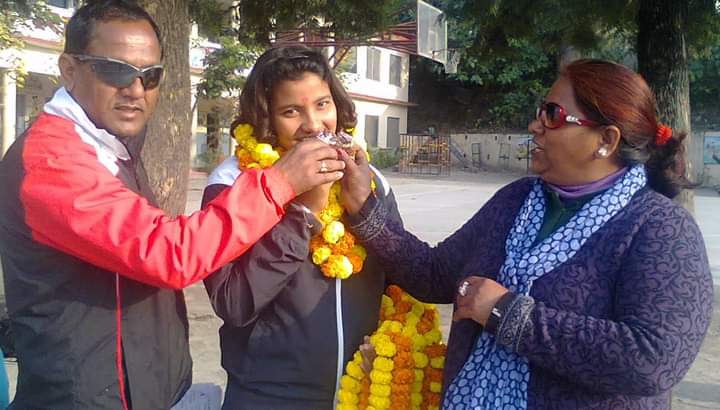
left=20, top=150, right=294, bottom=290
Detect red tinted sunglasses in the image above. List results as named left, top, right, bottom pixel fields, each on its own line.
left=535, top=102, right=599, bottom=129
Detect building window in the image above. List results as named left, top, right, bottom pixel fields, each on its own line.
left=366, top=48, right=381, bottom=81
left=47, top=0, right=75, bottom=7
left=389, top=55, right=402, bottom=87
left=364, top=115, right=379, bottom=147
left=387, top=117, right=400, bottom=148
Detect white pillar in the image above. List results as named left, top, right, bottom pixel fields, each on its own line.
left=2, top=69, right=17, bottom=156
left=189, top=85, right=199, bottom=166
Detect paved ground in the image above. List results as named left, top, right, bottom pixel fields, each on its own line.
left=4, top=168, right=719, bottom=408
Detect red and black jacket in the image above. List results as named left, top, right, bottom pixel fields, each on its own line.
left=0, top=88, right=294, bottom=409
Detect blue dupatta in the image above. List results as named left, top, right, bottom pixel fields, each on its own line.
left=444, top=165, right=647, bottom=409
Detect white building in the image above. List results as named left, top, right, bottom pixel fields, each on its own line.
left=0, top=3, right=412, bottom=165
left=335, top=46, right=412, bottom=150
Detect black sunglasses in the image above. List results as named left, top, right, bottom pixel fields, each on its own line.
left=70, top=54, right=164, bottom=90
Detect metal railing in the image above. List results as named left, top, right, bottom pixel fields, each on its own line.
left=398, top=134, right=451, bottom=176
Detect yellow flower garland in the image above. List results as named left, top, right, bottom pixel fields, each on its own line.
left=233, top=124, right=369, bottom=280
left=337, top=285, right=447, bottom=410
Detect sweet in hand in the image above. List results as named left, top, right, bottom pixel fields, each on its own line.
left=315, top=130, right=356, bottom=159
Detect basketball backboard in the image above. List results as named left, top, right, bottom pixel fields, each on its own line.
left=273, top=0, right=457, bottom=72
left=417, top=0, right=447, bottom=66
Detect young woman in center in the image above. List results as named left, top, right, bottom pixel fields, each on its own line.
left=201, top=45, right=403, bottom=409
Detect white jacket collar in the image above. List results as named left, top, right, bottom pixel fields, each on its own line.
left=44, top=87, right=131, bottom=161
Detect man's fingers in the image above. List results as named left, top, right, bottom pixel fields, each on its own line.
left=315, top=171, right=344, bottom=184
left=297, top=138, right=333, bottom=151
left=317, top=159, right=345, bottom=173
left=301, top=139, right=342, bottom=156
left=311, top=144, right=342, bottom=160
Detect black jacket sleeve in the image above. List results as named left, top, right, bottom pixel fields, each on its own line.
left=201, top=183, right=320, bottom=327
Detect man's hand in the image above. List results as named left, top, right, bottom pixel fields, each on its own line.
left=453, top=276, right=509, bottom=326
left=272, top=139, right=345, bottom=196
left=339, top=148, right=372, bottom=215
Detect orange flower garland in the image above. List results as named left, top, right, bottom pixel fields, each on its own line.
left=233, top=124, right=369, bottom=279
left=337, top=285, right=447, bottom=410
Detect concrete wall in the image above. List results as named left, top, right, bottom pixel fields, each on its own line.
left=451, top=132, right=532, bottom=173
left=696, top=131, right=720, bottom=188
left=451, top=131, right=720, bottom=188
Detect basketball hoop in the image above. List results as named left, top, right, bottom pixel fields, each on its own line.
left=444, top=49, right=461, bottom=74
left=417, top=0, right=447, bottom=65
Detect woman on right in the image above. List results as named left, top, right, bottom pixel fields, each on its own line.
left=345, top=59, right=713, bottom=409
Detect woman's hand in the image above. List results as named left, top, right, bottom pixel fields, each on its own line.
left=339, top=148, right=372, bottom=215
left=453, top=276, right=509, bottom=326
left=295, top=182, right=333, bottom=214
left=359, top=335, right=376, bottom=374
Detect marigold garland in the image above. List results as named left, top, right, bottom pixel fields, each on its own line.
left=233, top=124, right=370, bottom=280
left=337, top=285, right=447, bottom=410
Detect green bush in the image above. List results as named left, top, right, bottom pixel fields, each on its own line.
left=369, top=147, right=400, bottom=170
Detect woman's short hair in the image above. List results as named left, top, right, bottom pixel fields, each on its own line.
left=232, top=46, right=357, bottom=144
left=562, top=59, right=692, bottom=198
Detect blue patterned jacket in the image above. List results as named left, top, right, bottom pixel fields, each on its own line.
left=347, top=177, right=713, bottom=409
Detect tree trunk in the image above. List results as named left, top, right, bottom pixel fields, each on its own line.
left=137, top=0, right=192, bottom=216
left=636, top=0, right=694, bottom=213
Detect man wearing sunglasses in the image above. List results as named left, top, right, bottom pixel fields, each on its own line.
left=0, top=1, right=346, bottom=409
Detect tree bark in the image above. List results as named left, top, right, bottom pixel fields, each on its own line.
left=137, top=0, right=192, bottom=216
left=636, top=0, right=694, bottom=213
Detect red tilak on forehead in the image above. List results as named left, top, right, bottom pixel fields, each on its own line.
left=300, top=96, right=309, bottom=104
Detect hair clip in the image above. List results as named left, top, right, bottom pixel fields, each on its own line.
left=655, top=124, right=672, bottom=146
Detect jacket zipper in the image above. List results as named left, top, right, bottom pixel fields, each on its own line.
left=332, top=278, right=344, bottom=406
left=115, top=274, right=129, bottom=410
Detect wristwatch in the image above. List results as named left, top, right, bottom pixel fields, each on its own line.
left=485, top=292, right=514, bottom=334
left=491, top=306, right=502, bottom=321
